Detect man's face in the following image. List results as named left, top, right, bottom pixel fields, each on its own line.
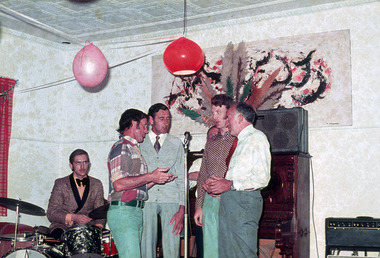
left=227, top=106, right=239, bottom=136
left=134, top=118, right=149, bottom=143
left=150, top=109, right=171, bottom=135
left=211, top=105, right=228, bottom=130
left=70, top=154, right=90, bottom=179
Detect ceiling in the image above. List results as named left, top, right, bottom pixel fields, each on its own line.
left=0, top=0, right=367, bottom=45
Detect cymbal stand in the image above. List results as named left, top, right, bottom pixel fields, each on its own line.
left=12, top=203, right=20, bottom=251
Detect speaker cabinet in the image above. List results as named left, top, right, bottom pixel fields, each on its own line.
left=255, top=107, right=308, bottom=154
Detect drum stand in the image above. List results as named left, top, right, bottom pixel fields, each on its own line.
left=12, top=204, right=20, bottom=251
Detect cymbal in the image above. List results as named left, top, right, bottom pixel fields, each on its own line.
left=89, top=203, right=109, bottom=220
left=0, top=197, right=46, bottom=216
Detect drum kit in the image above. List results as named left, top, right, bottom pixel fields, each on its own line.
left=0, top=198, right=118, bottom=257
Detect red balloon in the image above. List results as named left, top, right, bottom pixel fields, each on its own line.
left=73, top=43, right=108, bottom=87
left=163, top=37, right=204, bottom=76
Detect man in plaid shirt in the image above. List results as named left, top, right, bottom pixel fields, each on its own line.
left=107, top=108, right=176, bottom=258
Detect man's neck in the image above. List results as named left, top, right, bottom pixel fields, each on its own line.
left=220, top=127, right=229, bottom=135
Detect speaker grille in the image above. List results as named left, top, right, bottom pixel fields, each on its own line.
left=255, top=107, right=308, bottom=153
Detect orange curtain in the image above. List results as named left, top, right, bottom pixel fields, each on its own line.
left=0, top=77, right=16, bottom=216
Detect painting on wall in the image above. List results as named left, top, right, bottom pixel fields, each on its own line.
left=152, top=30, right=352, bottom=135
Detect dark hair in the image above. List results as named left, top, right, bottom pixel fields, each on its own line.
left=211, top=94, right=235, bottom=109
left=69, top=149, right=89, bottom=165
left=117, top=109, right=148, bottom=134
left=235, top=103, right=257, bottom=123
left=148, top=103, right=169, bottom=118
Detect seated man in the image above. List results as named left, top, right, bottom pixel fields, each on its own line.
left=47, top=149, right=106, bottom=239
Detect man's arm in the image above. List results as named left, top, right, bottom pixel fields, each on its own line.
left=113, top=167, right=176, bottom=192
left=47, top=180, right=68, bottom=224
left=169, top=139, right=186, bottom=234
left=169, top=205, right=185, bottom=235
left=194, top=207, right=204, bottom=227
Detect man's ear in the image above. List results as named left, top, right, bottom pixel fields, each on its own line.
left=237, top=113, right=244, bottom=123
left=149, top=116, right=154, bottom=125
left=69, top=163, right=73, bottom=171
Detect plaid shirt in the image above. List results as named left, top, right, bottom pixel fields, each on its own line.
left=107, top=135, right=148, bottom=201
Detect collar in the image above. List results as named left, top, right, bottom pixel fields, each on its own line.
left=237, top=124, right=254, bottom=140
left=73, top=174, right=89, bottom=187
left=121, top=135, right=139, bottom=146
left=148, top=130, right=167, bottom=144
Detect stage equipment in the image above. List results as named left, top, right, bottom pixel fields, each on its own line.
left=0, top=198, right=45, bottom=253
left=259, top=153, right=311, bottom=257
left=255, top=107, right=308, bottom=153
left=183, top=131, right=192, bottom=258
left=325, top=217, right=380, bottom=256
left=89, top=203, right=109, bottom=220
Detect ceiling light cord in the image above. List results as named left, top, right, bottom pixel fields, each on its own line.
left=183, top=0, right=187, bottom=37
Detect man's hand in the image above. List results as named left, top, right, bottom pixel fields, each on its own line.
left=151, top=168, right=177, bottom=184
left=169, top=205, right=185, bottom=235
left=95, top=223, right=104, bottom=229
left=194, top=207, right=203, bottom=227
left=203, top=175, right=232, bottom=195
left=188, top=171, right=199, bottom=181
left=72, top=214, right=92, bottom=224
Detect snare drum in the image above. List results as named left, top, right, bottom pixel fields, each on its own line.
left=3, top=245, right=63, bottom=258
left=63, top=225, right=103, bottom=257
left=0, top=234, right=36, bottom=257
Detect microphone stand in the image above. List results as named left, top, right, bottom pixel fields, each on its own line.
left=183, top=132, right=191, bottom=258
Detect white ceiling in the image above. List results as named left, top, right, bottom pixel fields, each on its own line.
left=0, top=0, right=370, bottom=45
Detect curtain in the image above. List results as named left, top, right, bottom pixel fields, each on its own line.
left=0, top=77, right=16, bottom=216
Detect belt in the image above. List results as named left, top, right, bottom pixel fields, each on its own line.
left=111, top=200, right=145, bottom=209
left=244, top=188, right=262, bottom=191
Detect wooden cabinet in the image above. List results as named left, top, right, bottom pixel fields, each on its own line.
left=259, top=153, right=311, bottom=257
left=187, top=151, right=310, bottom=257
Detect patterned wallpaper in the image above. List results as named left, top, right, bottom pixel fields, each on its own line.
left=0, top=2, right=379, bottom=257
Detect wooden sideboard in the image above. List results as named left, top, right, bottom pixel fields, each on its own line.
left=259, top=153, right=310, bottom=257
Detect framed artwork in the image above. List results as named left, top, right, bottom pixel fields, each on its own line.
left=152, top=30, right=352, bottom=135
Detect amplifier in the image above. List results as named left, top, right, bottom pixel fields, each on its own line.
left=326, top=217, right=380, bottom=250
left=255, top=107, right=308, bottom=153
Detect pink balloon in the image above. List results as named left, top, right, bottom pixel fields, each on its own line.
left=72, top=43, right=108, bottom=87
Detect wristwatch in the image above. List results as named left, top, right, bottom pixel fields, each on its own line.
left=230, top=181, right=236, bottom=191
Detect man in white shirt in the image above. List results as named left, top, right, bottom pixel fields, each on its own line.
left=203, top=102, right=271, bottom=258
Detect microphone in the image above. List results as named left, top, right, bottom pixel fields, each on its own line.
left=184, top=131, right=192, bottom=150
left=184, top=131, right=191, bottom=142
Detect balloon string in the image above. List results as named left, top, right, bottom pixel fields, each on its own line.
left=16, top=50, right=159, bottom=93
left=0, top=4, right=85, bottom=44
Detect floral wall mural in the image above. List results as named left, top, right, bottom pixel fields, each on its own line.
left=152, top=30, right=351, bottom=134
